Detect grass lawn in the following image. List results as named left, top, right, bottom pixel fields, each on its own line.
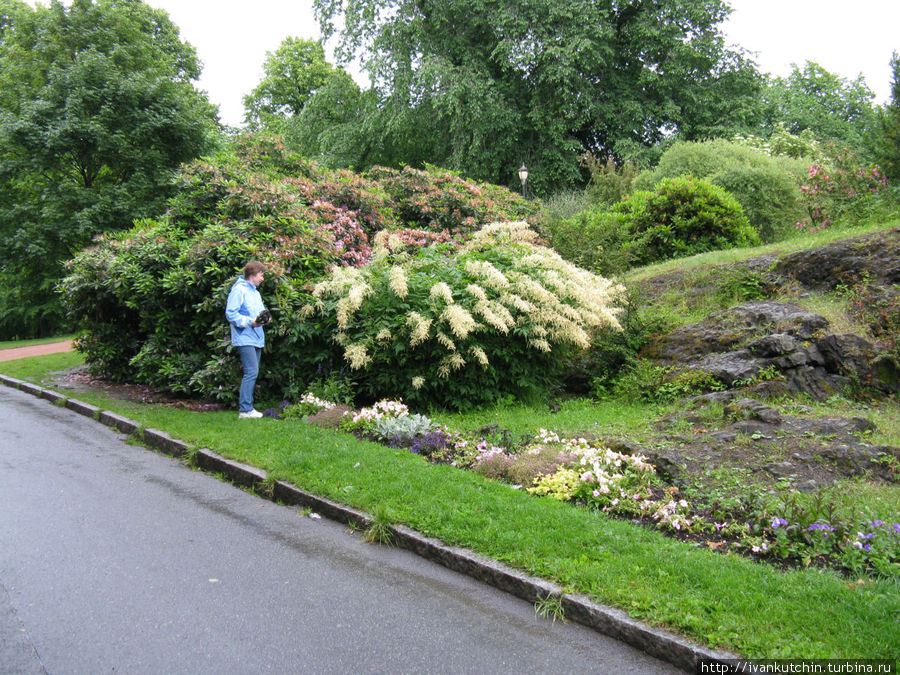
left=0, top=334, right=75, bottom=350
left=3, top=351, right=899, bottom=659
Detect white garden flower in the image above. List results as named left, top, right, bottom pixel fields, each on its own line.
left=344, top=344, right=371, bottom=370
left=406, top=311, right=432, bottom=346
left=440, top=304, right=477, bottom=339
left=388, top=265, right=408, bottom=298
left=429, top=282, right=454, bottom=304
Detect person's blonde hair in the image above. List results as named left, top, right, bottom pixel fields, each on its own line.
left=243, top=261, right=265, bottom=278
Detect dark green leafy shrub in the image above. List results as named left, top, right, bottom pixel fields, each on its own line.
left=634, top=140, right=806, bottom=242
left=615, top=176, right=759, bottom=265
left=576, top=291, right=663, bottom=396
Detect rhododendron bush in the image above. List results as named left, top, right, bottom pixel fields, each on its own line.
left=307, top=222, right=625, bottom=408
left=60, top=135, right=629, bottom=408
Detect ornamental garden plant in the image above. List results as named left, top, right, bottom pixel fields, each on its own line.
left=276, top=392, right=900, bottom=580
left=61, top=135, right=602, bottom=410
left=306, top=222, right=625, bottom=408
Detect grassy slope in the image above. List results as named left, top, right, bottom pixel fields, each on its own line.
left=2, top=350, right=898, bottom=659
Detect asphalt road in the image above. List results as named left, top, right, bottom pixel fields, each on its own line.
left=0, top=385, right=680, bottom=674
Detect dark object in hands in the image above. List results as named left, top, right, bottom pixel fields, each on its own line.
left=255, top=310, right=272, bottom=326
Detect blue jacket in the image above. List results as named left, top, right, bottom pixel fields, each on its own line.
left=225, top=276, right=266, bottom=347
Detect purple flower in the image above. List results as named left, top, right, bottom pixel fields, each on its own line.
left=893, top=523, right=900, bottom=533
left=857, top=532, right=875, bottom=540
left=772, top=517, right=789, bottom=529
left=808, top=523, right=835, bottom=532
left=871, top=520, right=885, bottom=528
left=853, top=541, right=872, bottom=552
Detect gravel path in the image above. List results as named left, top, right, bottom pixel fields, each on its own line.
left=0, top=340, right=73, bottom=362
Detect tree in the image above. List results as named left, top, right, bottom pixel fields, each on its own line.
left=0, top=0, right=218, bottom=337
left=761, top=61, right=878, bottom=154
left=242, top=36, right=374, bottom=169
left=312, top=0, right=762, bottom=193
left=874, top=52, right=900, bottom=183
left=243, top=37, right=337, bottom=129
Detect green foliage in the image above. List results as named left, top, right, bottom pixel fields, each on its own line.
left=714, top=268, right=770, bottom=304
left=283, top=71, right=371, bottom=169
left=761, top=61, right=878, bottom=155
left=634, top=140, right=806, bottom=242
left=607, top=361, right=725, bottom=404
left=308, top=222, right=626, bottom=409
left=313, top=0, right=763, bottom=193
left=541, top=206, right=631, bottom=277
left=581, top=293, right=664, bottom=396
left=362, top=503, right=395, bottom=544
left=59, top=136, right=541, bottom=405
left=615, top=176, right=759, bottom=265
left=0, top=0, right=218, bottom=338
left=243, top=37, right=337, bottom=128
left=581, top=154, right=639, bottom=206
left=533, top=595, right=566, bottom=623
left=874, top=52, right=900, bottom=183
left=733, top=124, right=824, bottom=162
left=541, top=191, right=592, bottom=223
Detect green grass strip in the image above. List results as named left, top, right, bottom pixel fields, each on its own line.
left=0, top=334, right=75, bottom=350
left=4, top=352, right=898, bottom=658
left=623, top=220, right=900, bottom=283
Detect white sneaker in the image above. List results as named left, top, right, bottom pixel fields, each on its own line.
left=238, top=409, right=264, bottom=419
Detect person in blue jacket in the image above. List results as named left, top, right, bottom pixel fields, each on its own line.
left=225, top=261, right=268, bottom=418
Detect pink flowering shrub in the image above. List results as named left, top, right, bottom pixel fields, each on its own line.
left=61, top=134, right=538, bottom=404
left=367, top=165, right=544, bottom=237
left=796, top=146, right=889, bottom=232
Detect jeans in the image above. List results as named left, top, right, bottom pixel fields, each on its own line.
left=237, top=345, right=262, bottom=412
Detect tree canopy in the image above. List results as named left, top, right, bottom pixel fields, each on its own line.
left=761, top=61, right=878, bottom=155
left=0, top=0, right=218, bottom=337
left=312, top=0, right=763, bottom=193
left=243, top=37, right=339, bottom=128
left=875, top=52, right=900, bottom=182
left=242, top=36, right=373, bottom=169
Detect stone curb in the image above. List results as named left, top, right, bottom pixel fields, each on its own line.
left=98, top=411, right=139, bottom=435
left=0, top=375, right=738, bottom=670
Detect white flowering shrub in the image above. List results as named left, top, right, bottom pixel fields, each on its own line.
left=305, top=222, right=626, bottom=409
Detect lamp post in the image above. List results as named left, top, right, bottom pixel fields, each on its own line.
left=518, top=164, right=528, bottom=198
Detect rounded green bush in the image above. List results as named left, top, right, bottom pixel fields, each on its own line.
left=615, top=175, right=759, bottom=265
left=634, top=140, right=806, bottom=242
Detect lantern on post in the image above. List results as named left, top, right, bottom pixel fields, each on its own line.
left=518, top=164, right=528, bottom=197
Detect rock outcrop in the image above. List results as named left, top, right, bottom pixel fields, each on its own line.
left=644, top=300, right=898, bottom=399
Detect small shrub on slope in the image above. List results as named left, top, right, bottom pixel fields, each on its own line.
left=615, top=176, right=759, bottom=265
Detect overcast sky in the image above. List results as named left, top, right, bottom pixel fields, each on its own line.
left=30, top=1, right=900, bottom=127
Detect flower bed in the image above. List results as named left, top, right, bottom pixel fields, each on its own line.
left=268, top=395, right=900, bottom=578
